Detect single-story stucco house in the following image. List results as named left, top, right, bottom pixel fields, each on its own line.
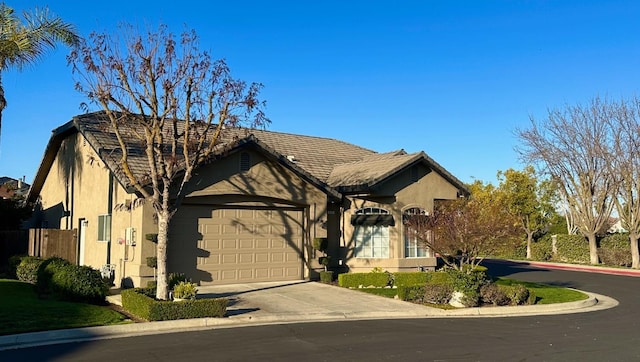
left=26, top=111, right=469, bottom=288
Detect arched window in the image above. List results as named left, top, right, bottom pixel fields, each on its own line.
left=352, top=207, right=392, bottom=258
left=403, top=207, right=431, bottom=258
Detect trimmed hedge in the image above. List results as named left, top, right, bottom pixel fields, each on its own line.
left=393, top=272, right=429, bottom=287
left=121, top=288, right=228, bottom=321
left=599, top=234, right=632, bottom=267
left=554, top=234, right=589, bottom=264
left=397, top=285, right=425, bottom=302
left=319, top=271, right=333, bottom=283
left=16, top=256, right=45, bottom=284
left=338, top=272, right=391, bottom=288
left=51, top=264, right=109, bottom=304
left=531, top=237, right=553, bottom=261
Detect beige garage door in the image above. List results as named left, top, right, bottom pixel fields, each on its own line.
left=169, top=206, right=304, bottom=285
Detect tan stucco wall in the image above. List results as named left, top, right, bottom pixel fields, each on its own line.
left=36, top=132, right=150, bottom=287
left=342, top=165, right=461, bottom=273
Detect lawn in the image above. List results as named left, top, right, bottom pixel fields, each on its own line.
left=494, top=278, right=589, bottom=304
left=0, top=279, right=129, bottom=336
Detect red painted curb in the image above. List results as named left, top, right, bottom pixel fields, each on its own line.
left=520, top=261, right=640, bottom=277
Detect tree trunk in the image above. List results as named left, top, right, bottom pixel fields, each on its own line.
left=587, top=233, right=599, bottom=265
left=630, top=233, right=640, bottom=269
left=155, top=209, right=170, bottom=300
left=526, top=231, right=533, bottom=259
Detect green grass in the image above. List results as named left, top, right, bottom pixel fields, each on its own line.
left=358, top=288, right=399, bottom=298
left=494, top=278, right=589, bottom=304
left=0, top=279, right=129, bottom=336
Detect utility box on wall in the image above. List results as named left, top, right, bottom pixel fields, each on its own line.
left=125, top=227, right=136, bottom=246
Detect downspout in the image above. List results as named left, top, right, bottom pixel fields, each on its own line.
left=106, top=173, right=114, bottom=265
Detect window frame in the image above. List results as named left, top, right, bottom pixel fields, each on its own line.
left=353, top=207, right=391, bottom=259
left=403, top=207, right=431, bottom=258
left=97, top=214, right=111, bottom=243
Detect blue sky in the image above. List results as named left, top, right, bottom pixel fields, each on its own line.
left=1, top=1, right=639, bottom=185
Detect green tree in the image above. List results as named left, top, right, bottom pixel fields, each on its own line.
left=69, top=24, right=268, bottom=300
left=404, top=180, right=521, bottom=272
left=497, top=166, right=557, bottom=259
left=0, top=3, right=79, bottom=138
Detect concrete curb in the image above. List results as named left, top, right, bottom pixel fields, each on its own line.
left=0, top=289, right=618, bottom=351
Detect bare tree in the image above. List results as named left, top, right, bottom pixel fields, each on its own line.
left=605, top=97, right=640, bottom=269
left=516, top=97, right=616, bottom=265
left=69, top=24, right=268, bottom=299
left=404, top=181, right=520, bottom=273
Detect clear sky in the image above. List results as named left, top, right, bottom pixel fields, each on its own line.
left=1, top=0, right=639, bottom=186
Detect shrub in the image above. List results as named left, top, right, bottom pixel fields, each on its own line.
left=168, top=272, right=188, bottom=290
left=480, top=283, right=509, bottom=306
left=397, top=285, right=426, bottom=302
left=312, top=237, right=328, bottom=252
left=423, top=284, right=453, bottom=304
left=393, top=272, right=429, bottom=287
left=319, top=270, right=333, bottom=283
left=338, top=272, right=391, bottom=288
left=16, top=256, right=45, bottom=284
left=173, top=281, right=198, bottom=300
left=121, top=288, right=227, bottom=321
left=599, top=234, right=632, bottom=267
left=499, top=284, right=531, bottom=305
left=492, top=239, right=527, bottom=260
left=7, top=254, right=26, bottom=279
left=555, top=234, right=589, bottom=264
left=146, top=257, right=157, bottom=269
left=531, top=236, right=553, bottom=261
left=147, top=280, right=158, bottom=289
left=36, top=257, right=71, bottom=295
left=50, top=264, right=109, bottom=304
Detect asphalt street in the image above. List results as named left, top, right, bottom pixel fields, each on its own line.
left=1, top=260, right=639, bottom=361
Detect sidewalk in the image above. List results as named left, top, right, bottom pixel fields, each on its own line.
left=0, top=260, right=629, bottom=351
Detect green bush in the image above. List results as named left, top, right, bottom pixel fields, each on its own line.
left=397, top=285, right=426, bottom=302
left=424, top=270, right=454, bottom=285
left=555, top=234, right=589, bottom=264
left=499, top=284, right=531, bottom=305
left=480, top=283, right=509, bottom=306
left=319, top=270, right=333, bottom=283
left=338, top=272, right=391, bottom=288
left=16, top=256, right=45, bottom=284
left=173, top=281, right=198, bottom=300
left=393, top=272, right=429, bottom=287
left=146, top=257, right=157, bottom=269
left=312, top=237, right=328, bottom=252
left=50, top=264, right=109, bottom=304
left=599, top=234, right=632, bottom=267
left=121, top=288, right=227, bottom=321
left=531, top=236, right=553, bottom=261
left=423, top=283, right=453, bottom=304
left=7, top=254, right=26, bottom=279
left=36, top=257, right=71, bottom=295
left=147, top=280, right=158, bottom=289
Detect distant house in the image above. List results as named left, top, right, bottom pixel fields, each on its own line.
left=607, top=218, right=628, bottom=234
left=27, top=112, right=469, bottom=287
left=0, top=176, right=29, bottom=200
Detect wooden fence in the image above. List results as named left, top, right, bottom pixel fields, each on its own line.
left=28, top=228, right=78, bottom=264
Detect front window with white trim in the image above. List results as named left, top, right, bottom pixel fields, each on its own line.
left=403, top=207, right=431, bottom=258
left=353, top=207, right=392, bottom=258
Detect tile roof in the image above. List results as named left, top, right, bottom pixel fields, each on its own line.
left=28, top=111, right=468, bottom=202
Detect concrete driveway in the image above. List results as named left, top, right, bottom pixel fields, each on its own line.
left=196, top=280, right=436, bottom=322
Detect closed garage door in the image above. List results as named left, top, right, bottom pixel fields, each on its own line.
left=169, top=205, right=304, bottom=285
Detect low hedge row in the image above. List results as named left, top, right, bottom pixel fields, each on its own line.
left=14, top=255, right=108, bottom=304
left=338, top=272, right=391, bottom=288
left=121, top=288, right=228, bottom=321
